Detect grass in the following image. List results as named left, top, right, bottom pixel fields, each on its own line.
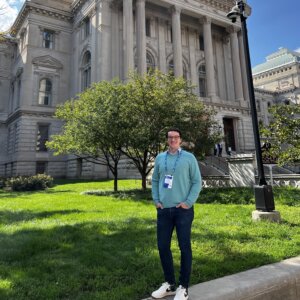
left=0, top=180, right=299, bottom=300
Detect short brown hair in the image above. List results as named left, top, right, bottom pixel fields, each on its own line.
left=166, top=128, right=182, bottom=138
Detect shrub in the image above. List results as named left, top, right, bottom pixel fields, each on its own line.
left=199, top=187, right=255, bottom=205
left=6, top=174, right=54, bottom=191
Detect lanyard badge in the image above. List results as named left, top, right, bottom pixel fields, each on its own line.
left=163, top=175, right=173, bottom=189
left=163, top=150, right=181, bottom=189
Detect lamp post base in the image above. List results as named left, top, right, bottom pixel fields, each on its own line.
left=254, top=185, right=275, bottom=211
left=252, top=210, right=281, bottom=223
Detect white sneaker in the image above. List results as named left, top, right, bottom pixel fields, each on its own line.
left=151, top=282, right=176, bottom=299
left=174, top=285, right=188, bottom=300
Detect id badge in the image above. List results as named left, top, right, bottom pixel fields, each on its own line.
left=163, top=175, right=173, bottom=189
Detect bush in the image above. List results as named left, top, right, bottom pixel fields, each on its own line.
left=6, top=174, right=54, bottom=191
left=200, top=187, right=255, bottom=205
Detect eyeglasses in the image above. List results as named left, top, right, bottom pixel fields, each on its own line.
left=167, top=136, right=180, bottom=140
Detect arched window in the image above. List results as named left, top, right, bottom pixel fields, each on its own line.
left=198, top=64, right=207, bottom=97
left=168, top=59, right=187, bottom=78
left=146, top=52, right=155, bottom=73
left=82, top=51, right=91, bottom=90
left=168, top=59, right=174, bottom=76
left=38, top=78, right=52, bottom=105
left=183, top=63, right=187, bottom=80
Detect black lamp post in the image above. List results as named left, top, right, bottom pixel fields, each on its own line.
left=227, top=1, right=275, bottom=211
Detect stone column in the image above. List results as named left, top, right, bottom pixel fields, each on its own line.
left=215, top=36, right=227, bottom=100
left=203, top=17, right=216, bottom=98
left=188, top=29, right=198, bottom=89
left=98, top=3, right=112, bottom=81
left=111, top=2, right=121, bottom=78
left=229, top=26, right=244, bottom=102
left=171, top=5, right=183, bottom=77
left=136, top=0, right=147, bottom=74
left=223, top=35, right=235, bottom=101
left=123, top=0, right=134, bottom=79
left=158, top=18, right=167, bottom=73
left=238, top=31, right=249, bottom=103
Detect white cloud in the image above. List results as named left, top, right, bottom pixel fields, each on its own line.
left=0, top=0, right=25, bottom=32
left=295, top=48, right=300, bottom=54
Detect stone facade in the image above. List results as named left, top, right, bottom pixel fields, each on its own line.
left=253, top=48, right=300, bottom=122
left=0, top=0, right=269, bottom=178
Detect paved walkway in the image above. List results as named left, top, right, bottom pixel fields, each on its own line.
left=142, top=256, right=300, bottom=300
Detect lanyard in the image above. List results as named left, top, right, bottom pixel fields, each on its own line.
left=164, top=150, right=182, bottom=175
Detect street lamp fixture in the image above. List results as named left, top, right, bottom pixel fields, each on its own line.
left=227, top=1, right=275, bottom=212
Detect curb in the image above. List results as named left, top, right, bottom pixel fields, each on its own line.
left=142, top=256, right=300, bottom=300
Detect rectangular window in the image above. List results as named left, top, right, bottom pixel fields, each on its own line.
left=83, top=17, right=90, bottom=39
left=36, top=124, right=49, bottom=152
left=199, top=35, right=204, bottom=51
left=36, top=161, right=47, bottom=174
left=43, top=30, right=54, bottom=49
left=146, top=18, right=151, bottom=37
left=76, top=158, right=83, bottom=177
left=199, top=78, right=207, bottom=97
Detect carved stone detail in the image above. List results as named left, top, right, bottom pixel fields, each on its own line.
left=32, top=56, right=63, bottom=69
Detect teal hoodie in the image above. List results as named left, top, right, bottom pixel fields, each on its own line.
left=151, top=149, right=202, bottom=208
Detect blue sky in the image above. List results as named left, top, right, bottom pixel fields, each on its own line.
left=247, top=0, right=300, bottom=66
left=0, top=0, right=299, bottom=67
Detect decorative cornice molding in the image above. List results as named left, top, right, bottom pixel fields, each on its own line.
left=10, top=2, right=73, bottom=36
left=6, top=109, right=55, bottom=125
left=184, top=0, right=235, bottom=13
left=71, top=0, right=86, bottom=13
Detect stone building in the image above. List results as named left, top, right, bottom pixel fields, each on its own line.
left=253, top=48, right=300, bottom=124
left=0, top=0, right=263, bottom=178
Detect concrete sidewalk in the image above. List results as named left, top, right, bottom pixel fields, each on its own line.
left=142, top=256, right=300, bottom=300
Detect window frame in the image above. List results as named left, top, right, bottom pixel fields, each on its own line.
left=36, top=124, right=50, bottom=152
left=38, top=78, right=52, bottom=106
left=81, top=51, right=91, bottom=90
left=198, top=64, right=207, bottom=97
left=43, top=29, right=54, bottom=49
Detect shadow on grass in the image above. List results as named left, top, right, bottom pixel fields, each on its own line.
left=0, top=209, right=287, bottom=300
left=0, top=209, right=104, bottom=225
left=0, top=217, right=158, bottom=300
left=83, top=189, right=153, bottom=201
left=0, top=189, right=73, bottom=199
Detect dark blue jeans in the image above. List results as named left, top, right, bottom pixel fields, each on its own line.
left=156, top=206, right=194, bottom=288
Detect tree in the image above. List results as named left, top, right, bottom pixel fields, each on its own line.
left=47, top=80, right=128, bottom=191
left=260, top=104, right=300, bottom=165
left=120, top=71, right=219, bottom=190
left=48, top=71, right=219, bottom=191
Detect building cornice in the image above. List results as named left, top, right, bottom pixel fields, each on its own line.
left=6, top=109, right=56, bottom=125
left=71, top=0, right=86, bottom=12
left=186, top=0, right=236, bottom=13
left=10, top=1, right=73, bottom=36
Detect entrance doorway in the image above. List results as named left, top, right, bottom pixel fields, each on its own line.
left=223, top=118, right=236, bottom=152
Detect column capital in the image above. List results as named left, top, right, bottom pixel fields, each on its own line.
left=200, top=16, right=212, bottom=25
left=226, top=25, right=240, bottom=34
left=110, top=0, right=122, bottom=10
left=170, top=5, right=181, bottom=15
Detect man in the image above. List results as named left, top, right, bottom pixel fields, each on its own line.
left=151, top=128, right=202, bottom=300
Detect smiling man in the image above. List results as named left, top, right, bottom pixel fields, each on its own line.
left=151, top=128, right=202, bottom=300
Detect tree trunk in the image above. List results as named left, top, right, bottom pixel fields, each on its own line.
left=114, top=165, right=118, bottom=192
left=142, top=173, right=147, bottom=191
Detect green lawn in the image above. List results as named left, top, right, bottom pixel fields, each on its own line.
left=0, top=180, right=299, bottom=300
